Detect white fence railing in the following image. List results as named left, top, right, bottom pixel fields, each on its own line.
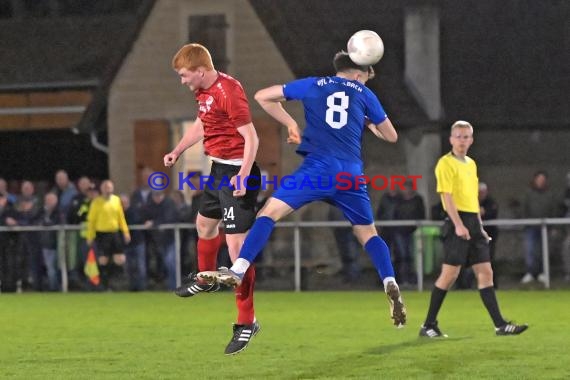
left=1, top=218, right=568, bottom=292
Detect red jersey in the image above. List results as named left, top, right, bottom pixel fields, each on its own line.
left=194, top=72, right=252, bottom=160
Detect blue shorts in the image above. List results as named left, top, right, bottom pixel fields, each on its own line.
left=273, top=153, right=374, bottom=225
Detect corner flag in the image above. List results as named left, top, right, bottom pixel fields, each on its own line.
left=84, top=247, right=100, bottom=286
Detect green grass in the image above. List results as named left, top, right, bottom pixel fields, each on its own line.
left=1, top=290, right=569, bottom=379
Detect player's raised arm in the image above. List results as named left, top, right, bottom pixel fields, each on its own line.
left=233, top=122, right=259, bottom=197
left=367, top=117, right=398, bottom=143
left=255, top=85, right=301, bottom=144
left=163, top=117, right=205, bottom=167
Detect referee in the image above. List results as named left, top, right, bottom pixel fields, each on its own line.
left=419, top=121, right=528, bottom=337
left=86, top=180, right=131, bottom=289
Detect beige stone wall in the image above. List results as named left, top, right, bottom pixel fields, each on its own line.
left=108, top=0, right=303, bottom=193
left=108, top=0, right=188, bottom=193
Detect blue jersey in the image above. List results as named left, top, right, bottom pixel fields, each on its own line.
left=283, top=76, right=387, bottom=163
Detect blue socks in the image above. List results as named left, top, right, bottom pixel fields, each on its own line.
left=364, top=236, right=395, bottom=279
left=239, top=216, right=276, bottom=263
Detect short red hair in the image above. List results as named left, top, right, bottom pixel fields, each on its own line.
left=172, top=43, right=214, bottom=71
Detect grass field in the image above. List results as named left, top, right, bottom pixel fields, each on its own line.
left=1, top=290, right=569, bottom=379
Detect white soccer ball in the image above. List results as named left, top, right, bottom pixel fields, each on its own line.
left=347, top=30, right=384, bottom=66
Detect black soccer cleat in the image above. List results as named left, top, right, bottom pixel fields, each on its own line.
left=174, top=273, right=220, bottom=298
left=224, top=321, right=261, bottom=355
left=419, top=321, right=448, bottom=338
left=496, top=322, right=529, bottom=336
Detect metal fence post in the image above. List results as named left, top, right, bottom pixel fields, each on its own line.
left=541, top=220, right=550, bottom=289
left=416, top=224, right=424, bottom=292
left=58, top=226, right=68, bottom=293
left=174, top=224, right=181, bottom=287
left=294, top=224, right=301, bottom=292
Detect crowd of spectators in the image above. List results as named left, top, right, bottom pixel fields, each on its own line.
left=0, top=168, right=210, bottom=293
left=1, top=169, right=569, bottom=292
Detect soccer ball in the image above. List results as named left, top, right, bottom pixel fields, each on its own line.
left=347, top=30, right=384, bottom=66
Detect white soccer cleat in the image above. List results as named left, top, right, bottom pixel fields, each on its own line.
left=385, top=281, right=407, bottom=327
left=197, top=267, right=243, bottom=287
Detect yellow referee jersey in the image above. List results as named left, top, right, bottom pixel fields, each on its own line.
left=435, top=152, right=479, bottom=213
left=86, top=194, right=129, bottom=241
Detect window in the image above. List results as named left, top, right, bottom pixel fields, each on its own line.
left=188, top=14, right=229, bottom=72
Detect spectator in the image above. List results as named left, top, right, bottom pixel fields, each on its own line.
left=560, top=171, right=570, bottom=283
left=131, top=167, right=154, bottom=210
left=131, top=167, right=156, bottom=282
left=86, top=180, right=130, bottom=290
left=328, top=204, right=361, bottom=282
left=37, top=193, right=60, bottom=291
left=66, top=176, right=94, bottom=289
left=393, top=180, right=425, bottom=286
left=18, top=181, right=40, bottom=213
left=51, top=170, right=78, bottom=289
left=521, top=171, right=557, bottom=284
left=14, top=182, right=41, bottom=291
left=184, top=172, right=205, bottom=273
left=376, top=188, right=401, bottom=254
left=0, top=177, right=17, bottom=205
left=143, top=190, right=178, bottom=290
left=0, top=193, right=19, bottom=292
left=170, top=190, right=194, bottom=274
left=52, top=170, right=78, bottom=221
left=431, top=201, right=446, bottom=221
left=171, top=191, right=193, bottom=223
left=120, top=194, right=147, bottom=291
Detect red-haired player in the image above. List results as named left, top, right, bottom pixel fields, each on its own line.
left=164, top=43, right=261, bottom=355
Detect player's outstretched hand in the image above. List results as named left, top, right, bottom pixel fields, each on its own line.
left=163, top=152, right=178, bottom=167
left=287, top=125, right=301, bottom=144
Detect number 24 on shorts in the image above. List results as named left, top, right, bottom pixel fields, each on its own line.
left=223, top=207, right=235, bottom=221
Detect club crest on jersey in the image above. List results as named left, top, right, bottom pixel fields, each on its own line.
left=199, top=95, right=214, bottom=113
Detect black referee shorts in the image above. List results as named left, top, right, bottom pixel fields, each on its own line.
left=94, top=232, right=125, bottom=257
left=442, top=212, right=490, bottom=267
left=199, top=161, right=261, bottom=234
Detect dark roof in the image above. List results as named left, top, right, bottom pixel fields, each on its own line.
left=250, top=0, right=570, bottom=128
left=0, top=15, right=140, bottom=89
left=0, top=0, right=155, bottom=131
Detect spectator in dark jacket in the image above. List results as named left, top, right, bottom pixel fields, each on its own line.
left=14, top=185, right=41, bottom=291
left=38, top=193, right=60, bottom=291
left=121, top=194, right=147, bottom=291
left=393, top=180, right=425, bottom=285
left=377, top=188, right=402, bottom=255
left=171, top=191, right=194, bottom=274
left=0, top=193, right=19, bottom=292
left=66, top=176, right=94, bottom=289
left=521, top=171, right=557, bottom=284
left=559, top=171, right=570, bottom=283
left=144, top=190, right=178, bottom=290
left=0, top=178, right=17, bottom=205
left=131, top=167, right=155, bottom=279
